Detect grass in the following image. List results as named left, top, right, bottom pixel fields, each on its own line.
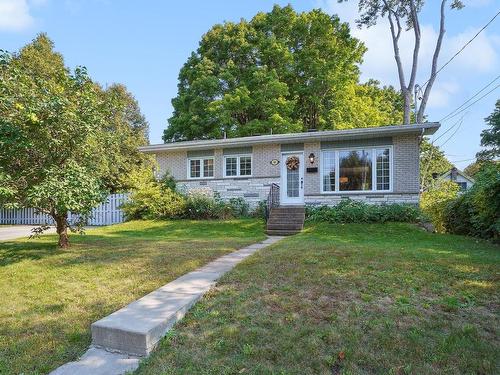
left=136, top=223, right=499, bottom=375
left=0, top=219, right=265, bottom=375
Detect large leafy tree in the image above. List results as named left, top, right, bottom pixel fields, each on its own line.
left=477, top=99, right=500, bottom=161
left=0, top=34, right=148, bottom=247
left=340, top=0, right=464, bottom=124
left=165, top=5, right=404, bottom=141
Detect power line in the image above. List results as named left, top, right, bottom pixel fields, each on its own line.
left=439, top=75, right=500, bottom=122
left=434, top=112, right=468, bottom=143
left=438, top=117, right=464, bottom=147
left=422, top=10, right=500, bottom=88
left=441, top=82, right=500, bottom=123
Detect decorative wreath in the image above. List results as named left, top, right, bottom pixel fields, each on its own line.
left=286, top=156, right=300, bottom=171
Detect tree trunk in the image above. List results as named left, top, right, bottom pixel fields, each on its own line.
left=53, top=212, right=69, bottom=248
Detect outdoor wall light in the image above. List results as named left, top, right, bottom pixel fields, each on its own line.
left=308, top=153, right=315, bottom=164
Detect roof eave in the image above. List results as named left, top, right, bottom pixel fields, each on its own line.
left=139, top=122, right=440, bottom=153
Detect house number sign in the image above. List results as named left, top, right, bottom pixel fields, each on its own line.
left=270, top=159, right=280, bottom=166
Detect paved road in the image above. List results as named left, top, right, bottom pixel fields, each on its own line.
left=0, top=225, right=56, bottom=241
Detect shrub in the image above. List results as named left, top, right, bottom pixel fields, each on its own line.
left=444, top=162, right=500, bottom=241
left=121, top=170, right=185, bottom=220
left=420, top=180, right=460, bottom=232
left=306, top=199, right=420, bottom=224
left=226, top=197, right=250, bottom=218
left=184, top=188, right=223, bottom=219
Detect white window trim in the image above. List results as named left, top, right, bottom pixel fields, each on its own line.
left=187, top=157, right=215, bottom=180
left=320, top=145, right=393, bottom=194
left=223, top=154, right=253, bottom=178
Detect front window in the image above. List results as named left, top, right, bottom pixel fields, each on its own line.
left=321, top=147, right=391, bottom=192
left=339, top=150, right=372, bottom=191
left=224, top=155, right=252, bottom=177
left=189, top=157, right=214, bottom=179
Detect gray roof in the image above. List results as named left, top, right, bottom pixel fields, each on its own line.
left=139, top=122, right=440, bottom=153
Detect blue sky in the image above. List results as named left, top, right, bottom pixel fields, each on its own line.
left=1, top=0, right=499, bottom=169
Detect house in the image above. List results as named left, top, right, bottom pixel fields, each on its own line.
left=139, top=123, right=440, bottom=210
left=439, top=167, right=475, bottom=192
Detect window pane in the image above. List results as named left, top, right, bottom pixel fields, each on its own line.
left=339, top=150, right=372, bottom=191
left=225, top=157, right=237, bottom=176
left=240, top=156, right=252, bottom=176
left=203, top=158, right=214, bottom=177
left=376, top=148, right=390, bottom=190
left=190, top=159, right=200, bottom=178
left=322, top=151, right=335, bottom=191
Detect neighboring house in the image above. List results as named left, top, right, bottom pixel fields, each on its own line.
left=439, top=167, right=475, bottom=192
left=139, top=123, right=440, bottom=207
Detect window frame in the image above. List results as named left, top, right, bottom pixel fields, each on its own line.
left=223, top=154, right=253, bottom=178
left=187, top=157, right=215, bottom=180
left=320, top=145, right=393, bottom=194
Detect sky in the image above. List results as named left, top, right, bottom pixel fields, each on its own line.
left=0, top=0, right=499, bottom=169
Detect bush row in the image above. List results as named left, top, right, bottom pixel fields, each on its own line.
left=306, top=200, right=420, bottom=224
left=121, top=171, right=253, bottom=220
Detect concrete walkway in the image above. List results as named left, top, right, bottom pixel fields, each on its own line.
left=0, top=225, right=56, bottom=241
left=50, top=236, right=284, bottom=375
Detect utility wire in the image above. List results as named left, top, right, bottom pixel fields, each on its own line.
left=434, top=112, right=468, bottom=143
left=439, top=75, right=500, bottom=122
left=441, top=82, right=500, bottom=123
left=422, top=10, right=500, bottom=88
left=438, top=117, right=464, bottom=147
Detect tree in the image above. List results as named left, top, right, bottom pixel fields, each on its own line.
left=477, top=99, right=500, bottom=161
left=464, top=160, right=484, bottom=178
left=420, top=138, right=452, bottom=191
left=340, top=0, right=464, bottom=124
left=0, top=34, right=148, bottom=247
left=100, top=84, right=150, bottom=192
left=164, top=5, right=404, bottom=141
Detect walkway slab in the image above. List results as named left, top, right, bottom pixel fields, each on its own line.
left=91, top=236, right=283, bottom=356
left=51, top=235, right=283, bottom=375
left=50, top=347, right=140, bottom=375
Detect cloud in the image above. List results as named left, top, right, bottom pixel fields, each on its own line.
left=0, top=0, right=34, bottom=31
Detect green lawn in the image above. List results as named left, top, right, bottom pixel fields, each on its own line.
left=0, top=219, right=265, bottom=375
left=136, top=223, right=499, bottom=375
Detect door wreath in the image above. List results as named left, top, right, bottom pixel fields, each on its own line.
left=286, top=156, right=300, bottom=171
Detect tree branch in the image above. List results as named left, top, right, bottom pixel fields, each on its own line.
left=417, top=0, right=447, bottom=123
left=408, top=0, right=421, bottom=97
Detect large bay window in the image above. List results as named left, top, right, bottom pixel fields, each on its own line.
left=224, top=155, right=252, bottom=177
left=188, top=157, right=214, bottom=179
left=321, top=147, right=392, bottom=193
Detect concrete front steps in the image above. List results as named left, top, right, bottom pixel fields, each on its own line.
left=50, top=236, right=284, bottom=375
left=266, top=205, right=305, bottom=236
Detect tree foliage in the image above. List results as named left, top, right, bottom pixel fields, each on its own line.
left=419, top=138, right=453, bottom=191
left=477, top=99, right=500, bottom=161
left=0, top=34, right=149, bottom=247
left=165, top=5, right=404, bottom=141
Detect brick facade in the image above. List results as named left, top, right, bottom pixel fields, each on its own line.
left=153, top=135, right=421, bottom=206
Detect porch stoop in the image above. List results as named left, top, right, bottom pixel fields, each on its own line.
left=266, top=205, right=305, bottom=236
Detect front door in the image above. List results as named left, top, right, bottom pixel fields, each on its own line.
left=280, top=152, right=304, bottom=205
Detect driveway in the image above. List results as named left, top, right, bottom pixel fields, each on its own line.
left=0, top=225, right=56, bottom=241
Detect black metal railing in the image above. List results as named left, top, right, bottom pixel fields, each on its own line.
left=265, top=183, right=280, bottom=221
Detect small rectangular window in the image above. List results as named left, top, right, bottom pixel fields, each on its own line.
left=225, top=157, right=238, bottom=176
left=376, top=148, right=390, bottom=190
left=203, top=159, right=214, bottom=177
left=322, top=151, right=335, bottom=192
left=188, top=157, right=213, bottom=179
left=240, top=156, right=252, bottom=176
left=224, top=155, right=252, bottom=177
left=190, top=159, right=200, bottom=178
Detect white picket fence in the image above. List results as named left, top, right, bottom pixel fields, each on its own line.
left=0, top=193, right=129, bottom=226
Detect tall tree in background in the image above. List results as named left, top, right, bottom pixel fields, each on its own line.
left=477, top=99, right=500, bottom=161
left=101, top=84, right=150, bottom=192
left=165, top=5, right=404, bottom=142
left=420, top=138, right=453, bottom=191
left=0, top=34, right=149, bottom=247
left=340, top=0, right=464, bottom=124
